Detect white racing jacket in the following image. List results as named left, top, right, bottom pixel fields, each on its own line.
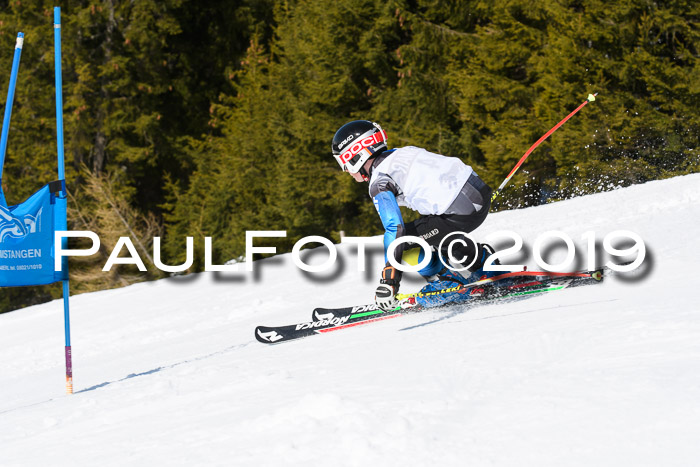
left=368, top=147, right=488, bottom=265
left=368, top=146, right=474, bottom=215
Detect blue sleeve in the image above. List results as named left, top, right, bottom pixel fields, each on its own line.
left=372, top=190, right=405, bottom=264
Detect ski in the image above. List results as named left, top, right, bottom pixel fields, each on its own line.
left=312, top=272, right=594, bottom=322
left=396, top=268, right=602, bottom=302
left=255, top=268, right=604, bottom=344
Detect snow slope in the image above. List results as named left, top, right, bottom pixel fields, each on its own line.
left=1, top=174, right=700, bottom=467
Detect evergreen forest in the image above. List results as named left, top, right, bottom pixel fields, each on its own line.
left=0, top=0, right=698, bottom=312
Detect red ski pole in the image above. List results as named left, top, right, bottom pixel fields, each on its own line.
left=491, top=93, right=598, bottom=203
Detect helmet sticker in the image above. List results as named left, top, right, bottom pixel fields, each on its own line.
left=336, top=134, right=354, bottom=151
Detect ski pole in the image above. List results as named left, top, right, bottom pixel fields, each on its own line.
left=490, top=93, right=597, bottom=203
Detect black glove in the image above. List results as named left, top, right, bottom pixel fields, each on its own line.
left=375, top=265, right=402, bottom=311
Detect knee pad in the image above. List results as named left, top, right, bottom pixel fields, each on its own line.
left=404, top=247, right=443, bottom=278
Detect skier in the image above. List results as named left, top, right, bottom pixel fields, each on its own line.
left=332, top=120, right=500, bottom=310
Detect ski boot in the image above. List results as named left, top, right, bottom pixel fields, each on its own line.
left=416, top=267, right=473, bottom=308
left=464, top=244, right=502, bottom=282
left=464, top=244, right=519, bottom=295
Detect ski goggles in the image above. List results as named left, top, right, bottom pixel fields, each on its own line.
left=333, top=129, right=386, bottom=173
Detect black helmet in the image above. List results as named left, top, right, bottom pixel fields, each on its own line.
left=331, top=120, right=387, bottom=173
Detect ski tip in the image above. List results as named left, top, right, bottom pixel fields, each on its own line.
left=255, top=326, right=285, bottom=344
left=313, top=309, right=335, bottom=321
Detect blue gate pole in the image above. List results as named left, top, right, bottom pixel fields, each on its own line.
left=54, top=7, right=72, bottom=395
left=0, top=32, right=24, bottom=205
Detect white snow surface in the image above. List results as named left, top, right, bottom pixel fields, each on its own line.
left=2, top=174, right=700, bottom=467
